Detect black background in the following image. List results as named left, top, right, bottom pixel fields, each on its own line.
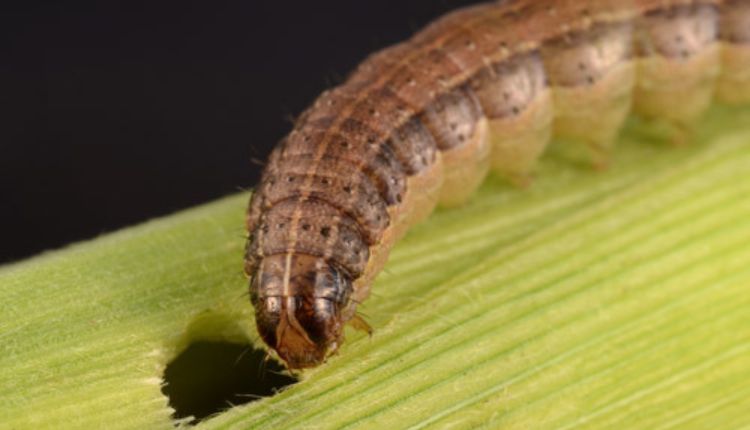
left=1, top=0, right=483, bottom=264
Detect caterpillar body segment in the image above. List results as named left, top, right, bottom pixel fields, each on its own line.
left=543, top=21, right=636, bottom=167
left=634, top=3, right=722, bottom=143
left=470, top=52, right=555, bottom=186
left=244, top=0, right=750, bottom=369
left=717, top=0, right=750, bottom=103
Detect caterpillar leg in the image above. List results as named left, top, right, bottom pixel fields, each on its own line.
left=486, top=94, right=554, bottom=187
left=633, top=4, right=721, bottom=146
left=470, top=52, right=554, bottom=187
left=716, top=44, right=750, bottom=105
left=550, top=63, right=635, bottom=170
left=421, top=86, right=491, bottom=207
left=386, top=118, right=446, bottom=241
left=717, top=0, right=750, bottom=105
left=348, top=313, right=373, bottom=335
left=436, top=117, right=490, bottom=206
left=542, top=23, right=635, bottom=170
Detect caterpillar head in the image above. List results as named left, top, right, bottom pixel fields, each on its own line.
left=250, top=254, right=351, bottom=369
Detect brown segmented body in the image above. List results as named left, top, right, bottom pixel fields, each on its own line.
left=245, top=0, right=750, bottom=369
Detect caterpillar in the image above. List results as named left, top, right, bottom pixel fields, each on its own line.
left=244, top=0, right=750, bottom=369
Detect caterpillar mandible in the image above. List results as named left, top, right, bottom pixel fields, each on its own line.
left=244, top=0, right=750, bottom=369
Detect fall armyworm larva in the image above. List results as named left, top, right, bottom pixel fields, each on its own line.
left=244, top=0, right=750, bottom=369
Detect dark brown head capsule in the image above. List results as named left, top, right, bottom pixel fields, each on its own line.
left=250, top=254, right=352, bottom=369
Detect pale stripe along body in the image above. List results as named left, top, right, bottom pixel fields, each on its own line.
left=245, top=0, right=750, bottom=369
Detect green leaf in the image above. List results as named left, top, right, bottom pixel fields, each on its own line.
left=2, top=107, right=750, bottom=429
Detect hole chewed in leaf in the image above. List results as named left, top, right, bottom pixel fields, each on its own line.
left=161, top=341, right=296, bottom=425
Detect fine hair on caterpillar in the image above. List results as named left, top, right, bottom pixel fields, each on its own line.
left=244, top=0, right=750, bottom=369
